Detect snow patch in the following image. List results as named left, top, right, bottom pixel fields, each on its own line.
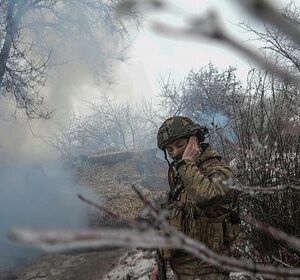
left=102, top=249, right=157, bottom=280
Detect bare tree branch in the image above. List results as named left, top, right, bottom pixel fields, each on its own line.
left=236, top=0, right=300, bottom=48
left=8, top=186, right=300, bottom=279
left=244, top=214, right=300, bottom=253
left=151, top=12, right=300, bottom=87
left=77, top=194, right=135, bottom=226
left=224, top=179, right=300, bottom=194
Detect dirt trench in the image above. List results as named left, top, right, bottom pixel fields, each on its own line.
left=13, top=248, right=128, bottom=280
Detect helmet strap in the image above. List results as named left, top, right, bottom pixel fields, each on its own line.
left=163, top=149, right=172, bottom=167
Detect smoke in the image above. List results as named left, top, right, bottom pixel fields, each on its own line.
left=0, top=1, right=137, bottom=163
left=199, top=108, right=237, bottom=143
left=0, top=6, right=129, bottom=271
left=0, top=161, right=99, bottom=272
left=0, top=5, right=134, bottom=272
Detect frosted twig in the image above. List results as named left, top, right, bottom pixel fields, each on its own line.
left=9, top=220, right=300, bottom=279
left=236, top=0, right=300, bottom=48
left=8, top=186, right=300, bottom=278
left=8, top=228, right=176, bottom=252
left=116, top=0, right=166, bottom=15
left=77, top=194, right=135, bottom=226
left=151, top=12, right=300, bottom=86
left=244, top=214, right=300, bottom=252
left=272, top=256, right=293, bottom=268
left=225, top=179, right=300, bottom=194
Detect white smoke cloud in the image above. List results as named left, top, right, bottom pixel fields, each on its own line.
left=0, top=161, right=99, bottom=271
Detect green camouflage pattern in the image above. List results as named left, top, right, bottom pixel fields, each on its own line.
left=166, top=146, right=239, bottom=279
left=157, top=116, right=207, bottom=150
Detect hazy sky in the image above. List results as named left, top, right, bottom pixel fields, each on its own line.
left=75, top=0, right=253, bottom=108
left=0, top=0, right=295, bottom=164
left=103, top=0, right=292, bottom=103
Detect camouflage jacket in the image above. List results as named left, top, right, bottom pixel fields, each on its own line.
left=166, top=144, right=239, bottom=277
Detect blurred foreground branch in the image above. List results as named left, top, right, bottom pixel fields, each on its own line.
left=244, top=214, right=300, bottom=252
left=8, top=186, right=300, bottom=279
left=117, top=0, right=300, bottom=87
left=77, top=194, right=135, bottom=226
left=225, top=180, right=300, bottom=194
left=151, top=12, right=300, bottom=87
left=236, top=0, right=300, bottom=47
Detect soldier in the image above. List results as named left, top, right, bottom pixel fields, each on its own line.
left=154, top=116, right=240, bottom=280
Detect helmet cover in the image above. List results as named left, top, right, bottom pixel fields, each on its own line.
left=157, top=116, right=208, bottom=150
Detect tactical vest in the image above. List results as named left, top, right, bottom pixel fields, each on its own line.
left=164, top=152, right=240, bottom=275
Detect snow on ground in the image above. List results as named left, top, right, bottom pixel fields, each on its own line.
left=102, top=249, right=158, bottom=280
left=101, top=249, right=251, bottom=280
left=102, top=249, right=175, bottom=280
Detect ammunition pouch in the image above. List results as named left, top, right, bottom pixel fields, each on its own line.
left=223, top=211, right=240, bottom=246
left=168, top=201, right=240, bottom=256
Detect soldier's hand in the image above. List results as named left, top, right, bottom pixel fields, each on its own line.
left=182, top=136, right=201, bottom=162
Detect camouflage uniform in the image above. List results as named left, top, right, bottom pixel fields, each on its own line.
left=157, top=117, right=239, bottom=280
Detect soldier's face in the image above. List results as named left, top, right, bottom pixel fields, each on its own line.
left=166, top=138, right=189, bottom=160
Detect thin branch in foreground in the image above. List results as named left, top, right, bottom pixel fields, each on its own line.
left=8, top=228, right=175, bottom=252
left=150, top=12, right=300, bottom=87
left=236, top=0, right=300, bottom=48
left=132, top=186, right=300, bottom=279
left=243, top=214, right=300, bottom=252
left=7, top=186, right=300, bottom=279
left=8, top=223, right=300, bottom=279
left=272, top=256, right=293, bottom=268
left=77, top=194, right=136, bottom=226
left=224, top=178, right=300, bottom=194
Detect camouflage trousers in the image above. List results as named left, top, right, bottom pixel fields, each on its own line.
left=175, top=273, right=229, bottom=280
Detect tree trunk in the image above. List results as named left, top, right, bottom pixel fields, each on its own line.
left=0, top=1, right=24, bottom=88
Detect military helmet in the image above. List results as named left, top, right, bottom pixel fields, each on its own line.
left=157, top=116, right=208, bottom=150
